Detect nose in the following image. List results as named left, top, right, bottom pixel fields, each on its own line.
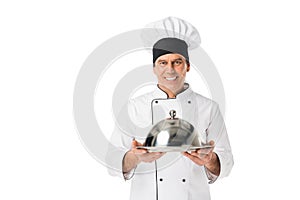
left=165, top=62, right=175, bottom=73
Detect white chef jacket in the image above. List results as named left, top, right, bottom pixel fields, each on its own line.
left=106, top=83, right=233, bottom=200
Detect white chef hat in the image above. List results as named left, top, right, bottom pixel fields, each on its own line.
left=141, top=16, right=201, bottom=63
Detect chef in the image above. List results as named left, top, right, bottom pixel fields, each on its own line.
left=106, top=17, right=234, bottom=200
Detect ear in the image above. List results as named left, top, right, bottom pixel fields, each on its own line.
left=186, top=64, right=190, bottom=72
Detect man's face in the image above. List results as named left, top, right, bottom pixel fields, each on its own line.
left=153, top=53, right=190, bottom=95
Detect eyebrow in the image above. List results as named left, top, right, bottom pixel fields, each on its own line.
left=156, top=58, right=184, bottom=63
left=172, top=58, right=184, bottom=62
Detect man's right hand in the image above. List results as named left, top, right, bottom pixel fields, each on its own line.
left=131, top=139, right=165, bottom=163
left=123, top=139, right=165, bottom=173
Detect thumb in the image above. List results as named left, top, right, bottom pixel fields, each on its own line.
left=132, top=139, right=138, bottom=148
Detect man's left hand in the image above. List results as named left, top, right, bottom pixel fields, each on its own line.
left=183, top=140, right=220, bottom=176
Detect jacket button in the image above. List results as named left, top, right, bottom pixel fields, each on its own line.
left=182, top=179, right=186, bottom=182
left=188, top=100, right=191, bottom=104
left=159, top=178, right=163, bottom=182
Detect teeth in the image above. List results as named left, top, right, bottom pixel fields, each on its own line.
left=165, top=77, right=177, bottom=81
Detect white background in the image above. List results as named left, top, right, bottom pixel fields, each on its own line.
left=1, top=0, right=300, bottom=199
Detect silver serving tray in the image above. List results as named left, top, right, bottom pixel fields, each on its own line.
left=136, top=145, right=213, bottom=152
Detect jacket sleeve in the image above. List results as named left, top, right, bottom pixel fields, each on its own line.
left=105, top=102, right=136, bottom=179
left=206, top=102, right=234, bottom=180
left=105, top=96, right=153, bottom=180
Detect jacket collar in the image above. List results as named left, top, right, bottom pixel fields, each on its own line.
left=152, top=83, right=193, bottom=100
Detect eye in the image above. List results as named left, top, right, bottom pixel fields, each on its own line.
left=159, top=61, right=167, bottom=66
left=174, top=60, right=183, bottom=65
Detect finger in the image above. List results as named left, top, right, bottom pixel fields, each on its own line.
left=191, top=150, right=212, bottom=161
left=182, top=151, right=193, bottom=159
left=148, top=152, right=164, bottom=157
left=182, top=151, right=193, bottom=156
left=208, top=140, right=215, bottom=146
left=183, top=152, right=205, bottom=165
left=183, top=152, right=198, bottom=159
left=139, top=152, right=162, bottom=158
left=136, top=141, right=144, bottom=146
left=197, top=147, right=213, bottom=155
left=190, top=151, right=200, bottom=157
left=190, top=150, right=205, bottom=157
left=132, top=140, right=138, bottom=148
left=132, top=139, right=144, bottom=149
left=133, top=148, right=148, bottom=154
left=182, top=152, right=189, bottom=157
left=142, top=153, right=164, bottom=163
left=134, top=140, right=143, bottom=146
left=199, top=153, right=210, bottom=160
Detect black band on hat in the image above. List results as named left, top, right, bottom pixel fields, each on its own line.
left=152, top=38, right=189, bottom=63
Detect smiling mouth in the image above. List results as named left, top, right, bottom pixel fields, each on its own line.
left=165, top=76, right=177, bottom=81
